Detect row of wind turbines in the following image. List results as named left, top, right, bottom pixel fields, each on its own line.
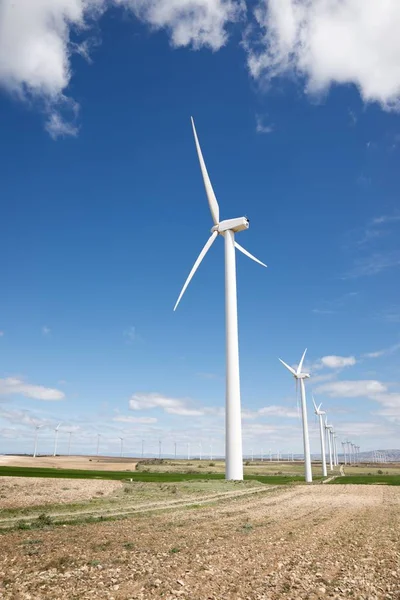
left=173, top=118, right=362, bottom=482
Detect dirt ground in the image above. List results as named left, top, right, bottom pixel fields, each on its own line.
left=0, top=484, right=399, bottom=599
left=0, top=477, right=122, bottom=509
left=0, top=455, right=138, bottom=471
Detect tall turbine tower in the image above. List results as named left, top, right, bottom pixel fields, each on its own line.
left=53, top=422, right=62, bottom=457
left=279, top=349, right=312, bottom=483
left=67, top=431, right=73, bottom=456
left=33, top=424, right=42, bottom=458
left=312, top=398, right=327, bottom=477
left=174, top=118, right=267, bottom=481
left=325, top=417, right=333, bottom=471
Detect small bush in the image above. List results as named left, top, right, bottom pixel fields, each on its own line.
left=377, top=469, right=383, bottom=475
left=170, top=547, right=180, bottom=554
left=209, top=462, right=215, bottom=467
left=36, top=513, right=52, bottom=528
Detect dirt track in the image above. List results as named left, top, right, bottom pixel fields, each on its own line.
left=0, top=484, right=399, bottom=599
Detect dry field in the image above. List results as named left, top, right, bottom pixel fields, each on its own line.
left=0, top=480, right=399, bottom=599
left=0, top=455, right=138, bottom=472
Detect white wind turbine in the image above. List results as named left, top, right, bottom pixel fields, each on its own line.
left=279, top=349, right=312, bottom=483
left=53, top=422, right=62, bottom=457
left=67, top=431, right=73, bottom=456
left=312, top=397, right=327, bottom=477
left=325, top=418, right=333, bottom=471
left=119, top=436, right=124, bottom=458
left=174, top=118, right=267, bottom=481
left=33, top=424, right=42, bottom=458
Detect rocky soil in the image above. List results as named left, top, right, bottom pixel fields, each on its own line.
left=0, top=477, right=122, bottom=509
left=0, top=484, right=399, bottom=599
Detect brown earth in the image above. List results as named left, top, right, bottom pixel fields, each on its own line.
left=0, top=455, right=138, bottom=471
left=0, top=484, right=399, bottom=599
left=0, top=477, right=122, bottom=509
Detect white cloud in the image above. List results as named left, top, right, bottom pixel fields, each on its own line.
left=129, top=392, right=204, bottom=416
left=315, top=379, right=387, bottom=398
left=0, top=0, right=243, bottom=134
left=46, top=108, right=79, bottom=140
left=319, top=355, right=356, bottom=369
left=0, top=331, right=4, bottom=337
left=42, top=325, right=51, bottom=336
left=123, top=326, right=136, bottom=342
left=258, top=405, right=298, bottom=418
left=245, top=0, right=400, bottom=111
left=255, top=114, right=274, bottom=133
left=120, top=0, right=245, bottom=50
left=113, top=415, right=157, bottom=424
left=363, top=342, right=400, bottom=359
left=0, top=377, right=65, bottom=401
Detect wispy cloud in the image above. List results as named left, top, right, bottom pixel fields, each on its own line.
left=312, top=291, right=359, bottom=315
left=0, top=331, right=4, bottom=337
left=318, top=355, right=356, bottom=370
left=129, top=393, right=204, bottom=417
left=315, top=379, right=387, bottom=398
left=113, top=415, right=157, bottom=424
left=363, top=343, right=400, bottom=359
left=344, top=252, right=400, bottom=278
left=255, top=114, right=274, bottom=134
left=0, top=378, right=65, bottom=401
left=42, top=326, right=51, bottom=336
left=123, top=326, right=136, bottom=343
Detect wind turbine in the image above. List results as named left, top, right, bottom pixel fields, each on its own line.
left=119, top=436, right=124, bottom=458
left=342, top=441, right=347, bottom=465
left=158, top=439, right=162, bottom=460
left=312, top=398, right=327, bottom=477
left=279, top=349, right=312, bottom=483
left=187, top=442, right=190, bottom=461
left=174, top=118, right=267, bottom=481
left=53, top=422, right=62, bottom=457
left=33, top=424, right=42, bottom=458
left=67, top=431, right=73, bottom=456
left=174, top=441, right=177, bottom=460
left=325, top=417, right=333, bottom=471
left=96, top=433, right=101, bottom=456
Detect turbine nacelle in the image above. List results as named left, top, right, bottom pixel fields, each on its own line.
left=295, top=372, right=310, bottom=380
left=212, top=217, right=249, bottom=234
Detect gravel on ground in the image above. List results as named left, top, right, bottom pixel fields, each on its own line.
left=0, top=484, right=399, bottom=599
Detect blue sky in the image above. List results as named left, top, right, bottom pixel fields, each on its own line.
left=0, top=0, right=400, bottom=457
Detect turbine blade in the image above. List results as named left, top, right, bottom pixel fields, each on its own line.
left=191, top=117, right=220, bottom=225
left=234, top=242, right=267, bottom=268
left=317, top=403, right=322, bottom=412
left=174, top=231, right=218, bottom=311
left=278, top=358, right=297, bottom=376
left=312, top=395, right=318, bottom=413
left=297, top=348, right=307, bottom=375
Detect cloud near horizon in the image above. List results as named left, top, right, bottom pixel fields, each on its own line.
left=129, top=392, right=204, bottom=416
left=0, top=378, right=65, bottom=401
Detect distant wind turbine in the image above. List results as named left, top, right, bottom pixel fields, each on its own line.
left=279, top=349, right=312, bottom=483
left=33, top=424, right=42, bottom=458
left=174, top=118, right=267, bottom=481
left=53, top=422, right=62, bottom=457
left=342, top=441, right=347, bottom=465
left=67, top=431, right=73, bottom=456
left=312, top=398, right=327, bottom=477
left=325, top=418, right=334, bottom=471
left=97, top=433, right=101, bottom=456
left=119, top=436, right=124, bottom=458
